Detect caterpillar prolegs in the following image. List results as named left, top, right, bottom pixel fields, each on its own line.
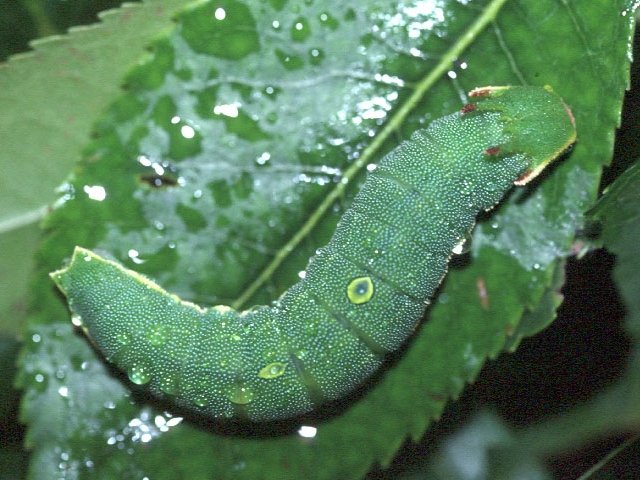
left=51, top=86, right=576, bottom=422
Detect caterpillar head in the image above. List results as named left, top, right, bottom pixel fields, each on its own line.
left=468, top=85, right=577, bottom=185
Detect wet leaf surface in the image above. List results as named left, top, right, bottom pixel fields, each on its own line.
left=18, top=0, right=634, bottom=478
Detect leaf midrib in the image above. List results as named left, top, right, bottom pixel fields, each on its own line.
left=231, top=0, right=511, bottom=309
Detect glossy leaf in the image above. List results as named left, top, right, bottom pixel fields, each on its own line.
left=18, top=0, right=635, bottom=478
left=590, top=160, right=640, bottom=338
left=0, top=0, right=187, bottom=335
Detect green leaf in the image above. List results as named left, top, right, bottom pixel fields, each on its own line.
left=423, top=411, right=551, bottom=480
left=0, top=221, right=40, bottom=335
left=19, top=0, right=635, bottom=478
left=506, top=164, right=640, bottom=473
left=0, top=335, right=28, bottom=479
left=590, top=160, right=640, bottom=338
left=0, top=0, right=187, bottom=336
left=502, top=258, right=566, bottom=353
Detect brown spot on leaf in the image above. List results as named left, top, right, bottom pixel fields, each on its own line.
left=563, top=101, right=576, bottom=128
left=505, top=323, right=515, bottom=337
left=139, top=174, right=179, bottom=188
left=476, top=277, right=489, bottom=310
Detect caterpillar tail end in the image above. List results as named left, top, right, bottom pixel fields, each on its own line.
left=49, top=246, right=94, bottom=296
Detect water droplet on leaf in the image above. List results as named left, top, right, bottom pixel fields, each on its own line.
left=228, top=384, right=254, bottom=405
left=193, top=394, right=208, bottom=407
left=128, top=364, right=151, bottom=385
left=290, top=17, right=311, bottom=42
left=159, top=375, right=179, bottom=395
left=147, top=324, right=169, bottom=346
left=258, top=362, right=287, bottom=379
left=116, top=332, right=131, bottom=346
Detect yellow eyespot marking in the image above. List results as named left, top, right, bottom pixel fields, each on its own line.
left=258, top=362, right=287, bottom=379
left=347, top=276, right=374, bottom=304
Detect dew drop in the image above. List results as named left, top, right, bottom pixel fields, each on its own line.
left=275, top=49, right=304, bottom=70
left=255, top=151, right=271, bottom=165
left=128, top=364, right=151, bottom=385
left=166, top=416, right=183, bottom=427
left=298, top=425, right=317, bottom=438
left=181, top=125, right=196, bottom=139
left=193, top=394, right=208, bottom=407
left=147, top=324, right=169, bottom=346
left=290, top=17, right=311, bottom=42
left=228, top=384, right=254, bottom=405
left=318, top=11, right=339, bottom=29
left=232, top=461, right=247, bottom=471
left=258, top=362, right=287, bottom=379
left=159, top=375, right=179, bottom=395
left=265, top=111, right=278, bottom=124
left=33, top=372, right=48, bottom=392
left=305, top=322, right=319, bottom=336
left=83, top=185, right=107, bottom=201
left=69, top=354, right=84, bottom=371
left=308, top=47, right=325, bottom=65
left=115, top=332, right=131, bottom=346
left=452, top=231, right=473, bottom=255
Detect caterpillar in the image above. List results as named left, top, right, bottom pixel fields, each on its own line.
left=51, top=86, right=576, bottom=422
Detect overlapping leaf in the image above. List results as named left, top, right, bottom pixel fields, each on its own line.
left=0, top=0, right=187, bottom=335
left=591, top=161, right=640, bottom=338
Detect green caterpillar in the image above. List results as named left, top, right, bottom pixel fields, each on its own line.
left=51, top=86, right=576, bottom=422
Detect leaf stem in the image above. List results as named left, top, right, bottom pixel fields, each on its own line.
left=232, top=0, right=510, bottom=310
left=0, top=206, right=48, bottom=235
left=576, top=433, right=640, bottom=480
